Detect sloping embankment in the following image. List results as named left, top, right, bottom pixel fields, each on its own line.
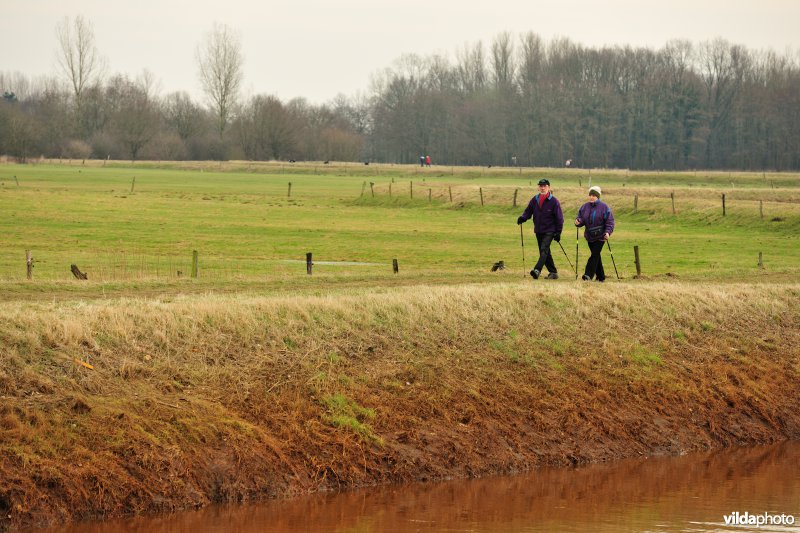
left=1, top=282, right=799, bottom=530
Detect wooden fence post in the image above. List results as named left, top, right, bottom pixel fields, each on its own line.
left=361, top=181, right=366, bottom=197
left=410, top=181, right=413, bottom=199
left=758, top=252, right=764, bottom=269
left=191, top=251, right=198, bottom=278
left=479, top=187, right=484, bottom=206
left=634, top=194, right=638, bottom=214
left=306, top=253, right=313, bottom=275
left=26, top=250, right=33, bottom=280
left=428, top=188, right=432, bottom=202
left=722, top=193, right=726, bottom=216
left=670, top=191, right=675, bottom=214
left=759, top=200, right=763, bottom=219
left=634, top=245, right=641, bottom=278
left=130, top=176, right=136, bottom=193
left=14, top=175, right=19, bottom=187
left=288, top=182, right=292, bottom=198
left=392, top=259, right=399, bottom=274
left=513, top=188, right=518, bottom=207
left=389, top=183, right=392, bottom=198
left=448, top=186, right=453, bottom=202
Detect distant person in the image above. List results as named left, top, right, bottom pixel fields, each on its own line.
left=575, top=186, right=615, bottom=282
left=565, top=159, right=572, bottom=168
left=419, top=155, right=425, bottom=167
left=517, top=178, right=564, bottom=280
left=511, top=155, right=517, bottom=167
left=425, top=155, right=431, bottom=167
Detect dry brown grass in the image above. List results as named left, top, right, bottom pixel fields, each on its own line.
left=1, top=281, right=798, bottom=529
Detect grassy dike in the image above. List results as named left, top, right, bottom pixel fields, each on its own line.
left=1, top=281, right=799, bottom=530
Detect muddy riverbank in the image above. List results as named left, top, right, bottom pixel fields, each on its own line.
left=1, top=282, right=799, bottom=530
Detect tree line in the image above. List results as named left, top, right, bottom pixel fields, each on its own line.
left=1, top=21, right=799, bottom=170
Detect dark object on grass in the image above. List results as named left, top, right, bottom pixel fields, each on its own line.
left=70, top=264, right=88, bottom=280
left=491, top=260, right=505, bottom=272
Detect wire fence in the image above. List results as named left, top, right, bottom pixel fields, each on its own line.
left=0, top=250, right=396, bottom=282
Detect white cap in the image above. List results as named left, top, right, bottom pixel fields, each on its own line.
left=588, top=186, right=601, bottom=197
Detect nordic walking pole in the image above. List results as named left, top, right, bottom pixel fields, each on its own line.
left=575, top=227, right=579, bottom=280
left=605, top=237, right=620, bottom=280
left=556, top=240, right=575, bottom=274
left=520, top=225, right=526, bottom=279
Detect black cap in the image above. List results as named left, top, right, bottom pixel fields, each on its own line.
left=537, top=179, right=550, bottom=186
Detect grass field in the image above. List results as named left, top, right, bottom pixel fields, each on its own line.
left=0, top=161, right=798, bottom=299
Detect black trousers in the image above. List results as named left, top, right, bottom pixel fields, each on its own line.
left=584, top=240, right=606, bottom=281
left=534, top=233, right=557, bottom=274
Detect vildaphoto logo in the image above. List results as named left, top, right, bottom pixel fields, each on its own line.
left=723, top=511, right=795, bottom=528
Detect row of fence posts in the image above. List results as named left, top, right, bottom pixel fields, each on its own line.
left=356, top=181, right=762, bottom=217
left=20, top=246, right=769, bottom=281
left=115, top=176, right=758, bottom=219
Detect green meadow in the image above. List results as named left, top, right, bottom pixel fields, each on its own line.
left=0, top=161, right=798, bottom=300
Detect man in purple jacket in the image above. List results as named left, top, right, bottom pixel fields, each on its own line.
left=574, top=186, right=615, bottom=282
left=517, top=179, right=564, bottom=279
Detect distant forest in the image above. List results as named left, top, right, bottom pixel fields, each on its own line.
left=2, top=29, right=799, bottom=170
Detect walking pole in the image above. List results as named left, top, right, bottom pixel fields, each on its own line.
left=605, top=237, right=620, bottom=280
left=575, top=227, right=579, bottom=280
left=556, top=240, right=575, bottom=275
left=520, top=225, right=526, bottom=279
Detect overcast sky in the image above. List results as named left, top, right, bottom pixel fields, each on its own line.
left=2, top=0, right=798, bottom=105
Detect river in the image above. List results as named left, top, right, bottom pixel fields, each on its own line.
left=40, top=441, right=799, bottom=532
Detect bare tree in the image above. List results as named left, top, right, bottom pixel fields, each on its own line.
left=106, top=72, right=160, bottom=161
left=491, top=32, right=515, bottom=89
left=163, top=91, right=206, bottom=141
left=456, top=42, right=487, bottom=93
left=196, top=23, right=244, bottom=140
left=55, top=15, right=103, bottom=103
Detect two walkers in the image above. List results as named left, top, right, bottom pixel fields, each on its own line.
left=517, top=181, right=615, bottom=281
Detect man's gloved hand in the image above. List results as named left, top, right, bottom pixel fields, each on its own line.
left=554, top=232, right=561, bottom=242
left=516, top=216, right=525, bottom=225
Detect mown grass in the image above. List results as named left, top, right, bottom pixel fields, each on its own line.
left=0, top=162, right=797, bottom=297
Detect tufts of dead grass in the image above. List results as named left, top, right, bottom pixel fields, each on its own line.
left=0, top=281, right=798, bottom=530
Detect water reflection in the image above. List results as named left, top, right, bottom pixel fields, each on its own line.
left=43, top=442, right=800, bottom=532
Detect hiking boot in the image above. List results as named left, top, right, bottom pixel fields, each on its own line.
left=582, top=275, right=591, bottom=281
left=530, top=269, right=540, bottom=279
left=595, top=278, right=605, bottom=283
left=545, top=272, right=559, bottom=279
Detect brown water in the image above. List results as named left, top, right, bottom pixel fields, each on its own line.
left=41, top=442, right=800, bottom=532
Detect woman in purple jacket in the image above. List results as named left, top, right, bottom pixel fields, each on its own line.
left=574, top=186, right=615, bottom=282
